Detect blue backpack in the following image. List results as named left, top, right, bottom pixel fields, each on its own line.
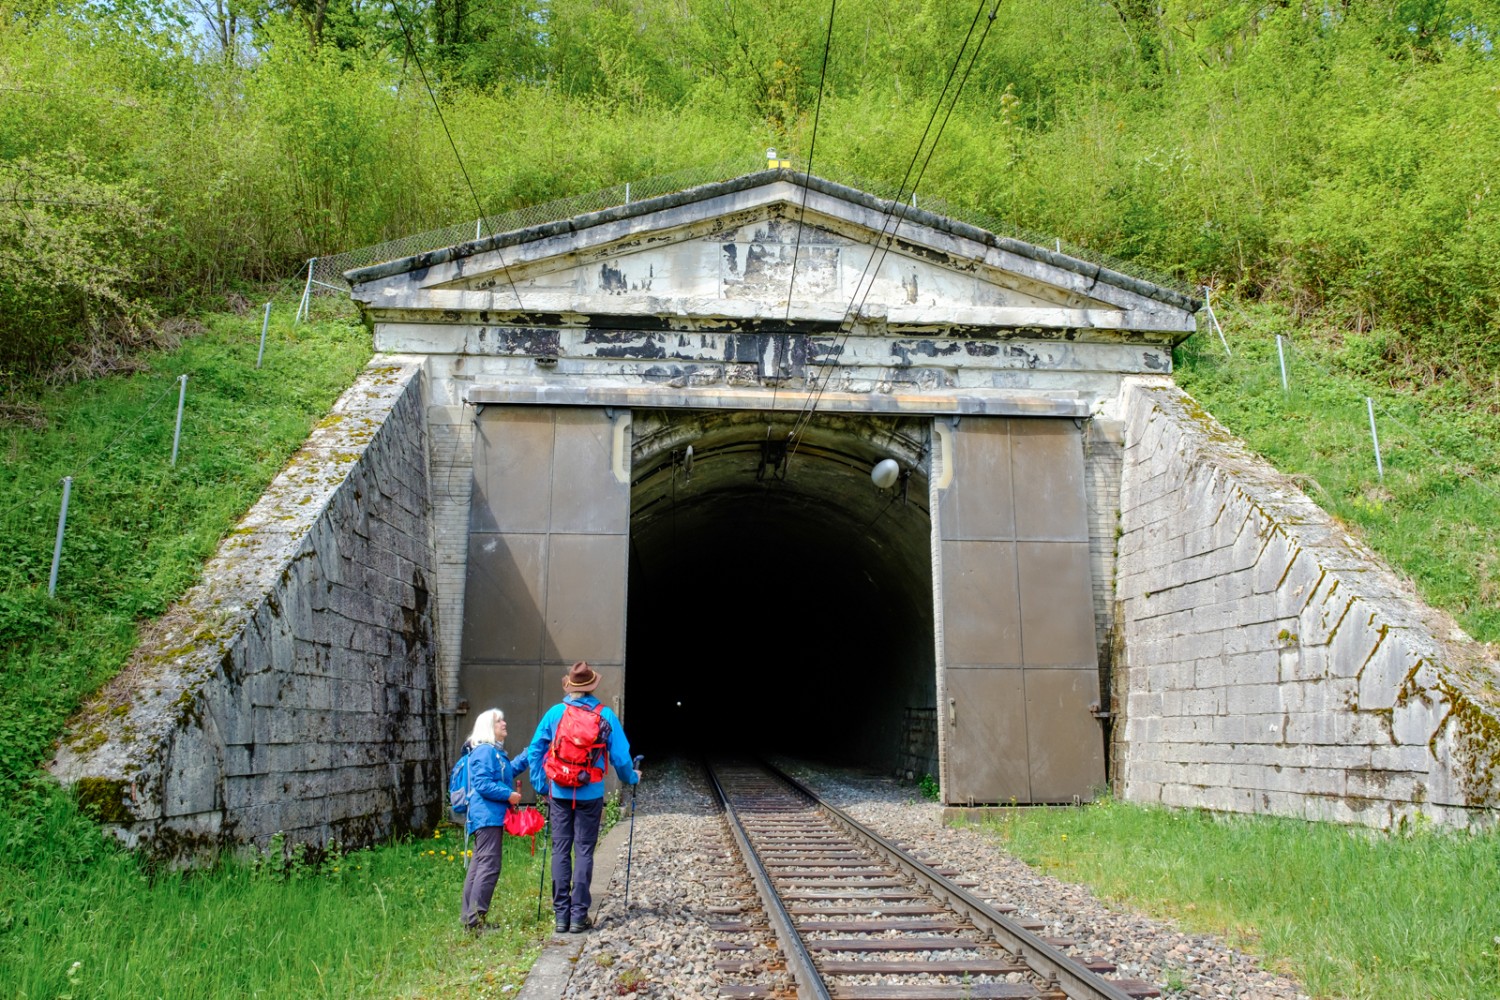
left=448, top=749, right=472, bottom=815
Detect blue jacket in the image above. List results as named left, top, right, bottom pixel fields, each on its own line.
left=465, top=742, right=527, bottom=834
left=527, top=694, right=638, bottom=803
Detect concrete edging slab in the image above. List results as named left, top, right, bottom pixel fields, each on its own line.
left=513, top=819, right=632, bottom=1000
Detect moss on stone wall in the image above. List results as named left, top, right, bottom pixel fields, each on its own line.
left=74, top=777, right=133, bottom=824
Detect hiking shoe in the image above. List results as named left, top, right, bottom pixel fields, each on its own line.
left=569, top=915, right=593, bottom=933
left=554, top=915, right=569, bottom=933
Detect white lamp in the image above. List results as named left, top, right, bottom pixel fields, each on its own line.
left=871, top=458, right=900, bottom=489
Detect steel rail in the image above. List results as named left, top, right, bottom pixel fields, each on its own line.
left=706, top=762, right=833, bottom=1000
left=762, top=759, right=1139, bottom=1000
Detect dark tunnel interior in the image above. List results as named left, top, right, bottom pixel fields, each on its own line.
left=623, top=411, right=935, bottom=773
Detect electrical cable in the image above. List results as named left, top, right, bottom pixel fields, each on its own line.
left=767, top=0, right=839, bottom=430
left=786, top=0, right=1001, bottom=456
left=390, top=2, right=525, bottom=312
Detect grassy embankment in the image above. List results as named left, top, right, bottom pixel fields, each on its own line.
left=1175, top=302, right=1499, bottom=645
left=0, top=300, right=551, bottom=998
left=977, top=797, right=1499, bottom=1000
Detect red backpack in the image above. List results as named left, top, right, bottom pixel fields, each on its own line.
left=543, top=702, right=609, bottom=788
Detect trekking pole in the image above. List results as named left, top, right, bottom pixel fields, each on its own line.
left=536, top=802, right=549, bottom=920
left=622, top=756, right=644, bottom=911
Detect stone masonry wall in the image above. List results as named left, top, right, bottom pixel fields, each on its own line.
left=1115, top=379, right=1499, bottom=830
left=1085, top=417, right=1124, bottom=710
left=49, top=360, right=444, bottom=861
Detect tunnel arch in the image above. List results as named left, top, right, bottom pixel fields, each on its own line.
left=624, top=409, right=935, bottom=773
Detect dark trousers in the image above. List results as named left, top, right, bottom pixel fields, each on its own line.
left=461, top=826, right=504, bottom=927
left=549, top=794, right=604, bottom=922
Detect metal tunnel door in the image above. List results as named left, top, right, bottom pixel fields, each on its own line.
left=933, top=416, right=1103, bottom=805
left=458, top=406, right=632, bottom=762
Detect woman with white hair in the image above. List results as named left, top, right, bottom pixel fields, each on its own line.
left=460, top=707, right=527, bottom=931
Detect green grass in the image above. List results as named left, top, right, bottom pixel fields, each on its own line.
left=977, top=798, right=1500, bottom=1000
left=4, top=814, right=551, bottom=999
left=1175, top=302, right=1500, bottom=644
left=0, top=297, right=371, bottom=793
left=0, top=297, right=552, bottom=997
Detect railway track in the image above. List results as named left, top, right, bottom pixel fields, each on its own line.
left=703, top=759, right=1160, bottom=1000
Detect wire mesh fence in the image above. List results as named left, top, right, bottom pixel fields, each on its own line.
left=307, top=156, right=1194, bottom=297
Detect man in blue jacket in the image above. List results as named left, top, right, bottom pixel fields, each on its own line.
left=527, top=661, right=640, bottom=934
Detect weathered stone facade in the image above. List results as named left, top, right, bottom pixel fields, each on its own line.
left=49, top=361, right=444, bottom=860
left=1114, top=380, right=1499, bottom=829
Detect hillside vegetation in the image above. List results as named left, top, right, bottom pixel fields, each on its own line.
left=4, top=1, right=1498, bottom=382
left=1, top=5, right=1496, bottom=996
left=2, top=3, right=1494, bottom=718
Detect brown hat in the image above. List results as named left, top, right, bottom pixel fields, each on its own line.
left=563, top=661, right=600, bottom=693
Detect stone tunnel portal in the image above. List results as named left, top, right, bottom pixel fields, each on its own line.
left=624, top=410, right=936, bottom=775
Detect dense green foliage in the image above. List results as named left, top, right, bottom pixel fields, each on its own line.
left=981, top=797, right=1500, bottom=1000
left=4, top=0, right=1499, bottom=389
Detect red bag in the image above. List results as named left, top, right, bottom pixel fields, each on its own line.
left=543, top=702, right=609, bottom=789
left=504, top=805, right=546, bottom=853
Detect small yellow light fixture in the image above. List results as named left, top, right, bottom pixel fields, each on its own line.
left=766, top=147, right=791, bottom=169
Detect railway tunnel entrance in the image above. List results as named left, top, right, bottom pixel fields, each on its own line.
left=624, top=409, right=935, bottom=771
left=457, top=401, right=1108, bottom=803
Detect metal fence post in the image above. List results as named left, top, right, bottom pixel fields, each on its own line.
left=1366, top=397, right=1385, bottom=481
left=257, top=302, right=271, bottom=368
left=171, top=374, right=188, bottom=466
left=296, top=259, right=315, bottom=323
left=49, top=476, right=72, bottom=598
left=1276, top=334, right=1289, bottom=393
left=1203, top=286, right=1232, bottom=358
left=624, top=182, right=630, bottom=206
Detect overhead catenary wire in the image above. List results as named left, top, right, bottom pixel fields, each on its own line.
left=390, top=2, right=525, bottom=313
left=768, top=0, right=840, bottom=427
left=786, top=0, right=1002, bottom=455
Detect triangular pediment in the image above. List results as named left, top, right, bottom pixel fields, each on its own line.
left=348, top=172, right=1197, bottom=340
left=440, top=211, right=1107, bottom=314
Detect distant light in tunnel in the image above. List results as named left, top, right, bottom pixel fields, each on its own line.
left=871, top=458, right=901, bottom=490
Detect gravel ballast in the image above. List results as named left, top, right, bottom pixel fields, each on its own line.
left=556, top=759, right=1313, bottom=1000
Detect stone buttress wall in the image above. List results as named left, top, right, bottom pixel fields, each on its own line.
left=1115, top=380, right=1499, bottom=829
left=49, top=360, right=443, bottom=860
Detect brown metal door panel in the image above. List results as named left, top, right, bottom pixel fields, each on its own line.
left=1023, top=669, right=1106, bottom=801
left=945, top=668, right=1030, bottom=803
left=940, top=539, right=1021, bottom=667
left=541, top=533, right=629, bottom=664
left=461, top=407, right=631, bottom=774
left=549, top=410, right=630, bottom=534
left=1017, top=541, right=1098, bottom=667
left=937, top=416, right=1015, bottom=541
left=470, top=408, right=555, bottom=533
left=461, top=532, right=548, bottom=662
left=935, top=416, right=1102, bottom=805
left=457, top=662, right=544, bottom=759
left=1009, top=419, right=1088, bottom=541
